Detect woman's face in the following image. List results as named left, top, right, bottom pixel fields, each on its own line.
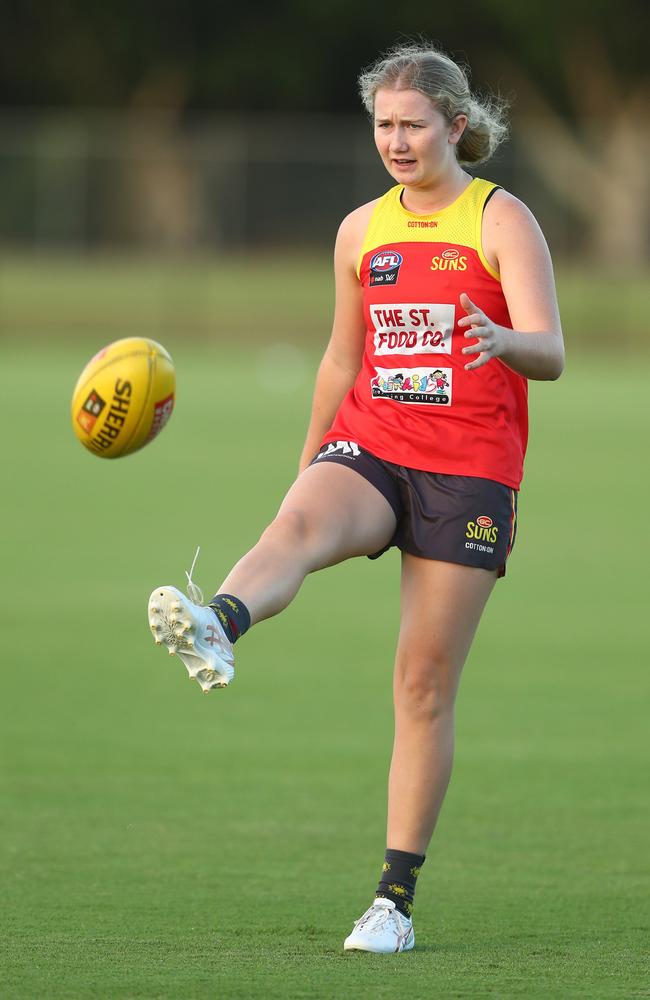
left=373, top=88, right=466, bottom=188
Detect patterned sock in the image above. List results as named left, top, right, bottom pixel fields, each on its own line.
left=208, top=594, right=251, bottom=643
left=375, top=848, right=425, bottom=918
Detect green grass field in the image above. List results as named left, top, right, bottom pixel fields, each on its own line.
left=1, top=258, right=648, bottom=998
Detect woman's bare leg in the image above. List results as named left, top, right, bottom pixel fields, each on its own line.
left=387, top=556, right=497, bottom=854
left=217, top=462, right=397, bottom=624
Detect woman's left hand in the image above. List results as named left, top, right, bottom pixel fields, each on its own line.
left=458, top=292, right=511, bottom=371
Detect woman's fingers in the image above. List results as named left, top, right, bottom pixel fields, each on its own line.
left=459, top=293, right=497, bottom=370
left=464, top=354, right=489, bottom=371
left=459, top=313, right=483, bottom=328
left=462, top=340, right=485, bottom=355
left=458, top=293, right=485, bottom=329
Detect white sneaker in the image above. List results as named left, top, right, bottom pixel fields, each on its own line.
left=148, top=585, right=234, bottom=693
left=343, top=897, right=414, bottom=953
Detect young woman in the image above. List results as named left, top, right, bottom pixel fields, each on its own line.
left=148, top=42, right=564, bottom=954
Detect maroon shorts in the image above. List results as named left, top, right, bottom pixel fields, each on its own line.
left=311, top=441, right=518, bottom=577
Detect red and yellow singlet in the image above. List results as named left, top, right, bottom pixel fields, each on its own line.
left=323, top=178, right=528, bottom=490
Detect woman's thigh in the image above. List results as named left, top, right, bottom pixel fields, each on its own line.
left=276, top=460, right=397, bottom=568
left=395, top=554, right=497, bottom=703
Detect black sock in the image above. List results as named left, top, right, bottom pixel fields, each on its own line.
left=208, top=594, right=251, bottom=643
left=375, top=849, right=425, bottom=918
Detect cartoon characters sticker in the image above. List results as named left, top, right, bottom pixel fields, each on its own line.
left=371, top=367, right=451, bottom=405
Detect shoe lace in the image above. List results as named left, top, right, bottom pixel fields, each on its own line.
left=355, top=902, right=396, bottom=934
left=185, top=545, right=204, bottom=605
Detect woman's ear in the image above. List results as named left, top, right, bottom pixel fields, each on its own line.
left=449, top=114, right=468, bottom=146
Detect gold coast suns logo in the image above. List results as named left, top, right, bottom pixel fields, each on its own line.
left=431, top=247, right=468, bottom=271
left=466, top=514, right=498, bottom=543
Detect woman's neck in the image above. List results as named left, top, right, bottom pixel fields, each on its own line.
left=400, top=168, right=472, bottom=215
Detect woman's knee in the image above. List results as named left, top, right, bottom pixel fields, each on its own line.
left=393, top=650, right=460, bottom=722
left=261, top=507, right=333, bottom=562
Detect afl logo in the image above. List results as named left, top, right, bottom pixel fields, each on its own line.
left=441, top=248, right=459, bottom=260
left=369, top=249, right=404, bottom=286
left=477, top=515, right=493, bottom=528
left=370, top=250, right=403, bottom=271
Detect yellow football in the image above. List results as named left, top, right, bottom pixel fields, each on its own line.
left=71, top=337, right=176, bottom=458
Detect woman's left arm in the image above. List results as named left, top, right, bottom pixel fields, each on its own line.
left=460, top=190, right=565, bottom=381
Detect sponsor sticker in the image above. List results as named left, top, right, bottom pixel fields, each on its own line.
left=369, top=250, right=403, bottom=286
left=370, top=367, right=451, bottom=405
left=370, top=302, right=454, bottom=356
left=76, top=389, right=106, bottom=434
left=145, top=393, right=175, bottom=443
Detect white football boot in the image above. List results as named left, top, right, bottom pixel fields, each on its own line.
left=148, top=585, right=234, bottom=693
left=343, top=897, right=414, bottom=954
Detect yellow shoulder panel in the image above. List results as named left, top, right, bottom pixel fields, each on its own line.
left=470, top=179, right=501, bottom=281
left=356, top=178, right=501, bottom=281
left=356, top=186, right=402, bottom=277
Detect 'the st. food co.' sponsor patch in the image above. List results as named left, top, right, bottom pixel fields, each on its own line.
left=370, top=302, right=454, bottom=356
left=370, top=367, right=452, bottom=405
left=369, top=249, right=403, bottom=286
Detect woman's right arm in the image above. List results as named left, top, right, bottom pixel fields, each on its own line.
left=298, top=207, right=371, bottom=473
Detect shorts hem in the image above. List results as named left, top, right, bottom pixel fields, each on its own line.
left=393, top=545, right=506, bottom=577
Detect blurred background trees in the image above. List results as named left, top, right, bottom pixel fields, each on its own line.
left=0, top=0, right=648, bottom=265
left=2, top=0, right=646, bottom=114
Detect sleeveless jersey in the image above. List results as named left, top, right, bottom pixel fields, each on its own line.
left=322, top=179, right=528, bottom=490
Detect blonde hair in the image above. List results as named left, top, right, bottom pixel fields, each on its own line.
left=358, top=42, right=509, bottom=166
